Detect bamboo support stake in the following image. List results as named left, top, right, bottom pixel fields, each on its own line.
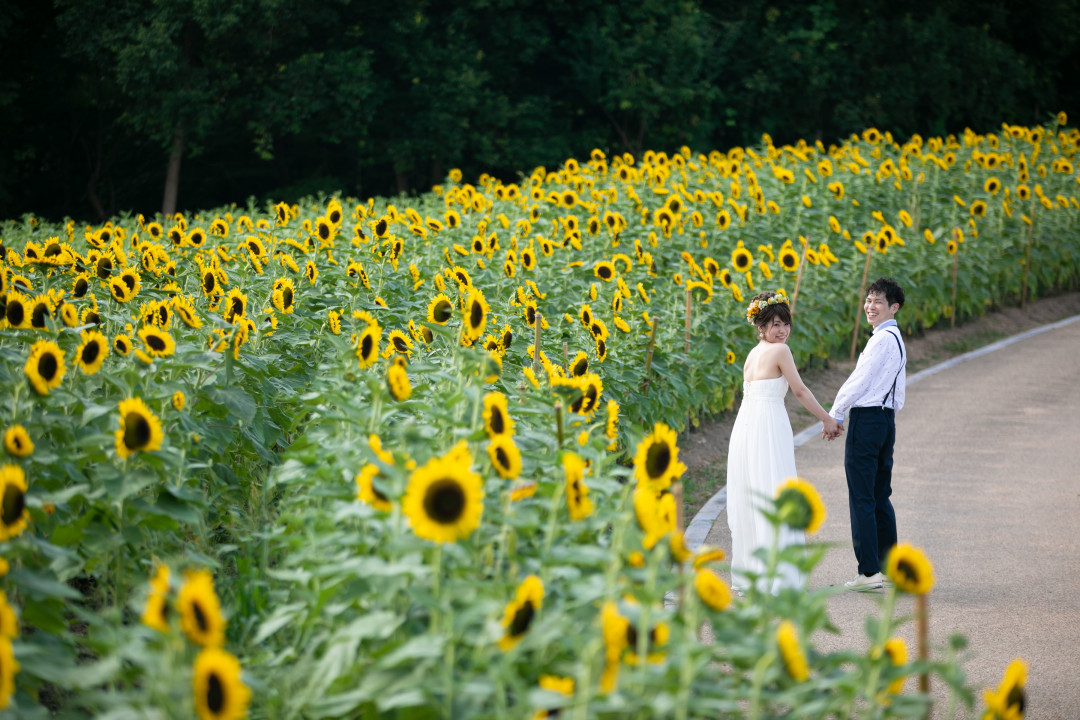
left=950, top=232, right=960, bottom=329
left=532, top=313, right=543, bottom=376
left=685, top=287, right=692, bottom=437
left=916, top=594, right=930, bottom=696
left=563, top=341, right=569, bottom=374
left=642, top=316, right=660, bottom=396
left=1021, top=199, right=1037, bottom=308
left=849, top=247, right=875, bottom=362
left=788, top=239, right=811, bottom=317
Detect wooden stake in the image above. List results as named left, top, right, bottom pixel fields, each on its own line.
left=1021, top=199, right=1037, bottom=308
left=685, top=287, right=692, bottom=436
left=950, top=232, right=960, bottom=329
left=642, top=316, right=660, bottom=395
left=554, top=401, right=564, bottom=449
left=916, top=594, right=930, bottom=697
left=789, top=239, right=811, bottom=317
left=532, top=313, right=543, bottom=376
left=849, top=247, right=874, bottom=362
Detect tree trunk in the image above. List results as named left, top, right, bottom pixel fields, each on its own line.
left=162, top=124, right=184, bottom=219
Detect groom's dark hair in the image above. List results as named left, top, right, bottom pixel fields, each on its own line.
left=867, top=277, right=905, bottom=310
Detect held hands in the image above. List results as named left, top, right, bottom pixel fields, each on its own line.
left=822, top=417, right=843, bottom=441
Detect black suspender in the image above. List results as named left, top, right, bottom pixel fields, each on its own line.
left=880, top=330, right=904, bottom=410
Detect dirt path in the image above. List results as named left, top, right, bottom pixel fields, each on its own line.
left=679, top=291, right=1080, bottom=519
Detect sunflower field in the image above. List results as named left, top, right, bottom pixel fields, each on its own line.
left=0, top=116, right=1075, bottom=718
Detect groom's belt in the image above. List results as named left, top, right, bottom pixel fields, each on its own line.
left=850, top=406, right=895, bottom=415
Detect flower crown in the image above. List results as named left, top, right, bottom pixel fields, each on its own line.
left=746, top=294, right=789, bottom=325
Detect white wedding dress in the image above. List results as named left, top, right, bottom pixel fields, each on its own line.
left=726, top=376, right=806, bottom=592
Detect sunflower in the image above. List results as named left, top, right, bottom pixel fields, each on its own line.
left=355, top=464, right=393, bottom=512
left=3, top=427, right=32, bottom=458
left=141, top=565, right=171, bottom=633
left=2, top=291, right=27, bottom=329
left=483, top=392, right=515, bottom=438
left=0, top=635, right=18, bottom=710
left=594, top=261, right=616, bottom=281
left=694, top=568, right=732, bottom=611
left=462, top=288, right=489, bottom=342
left=138, top=326, right=176, bottom=358
left=172, top=391, right=186, bottom=411
left=777, top=620, right=809, bottom=681
left=402, top=444, right=484, bottom=544
left=25, top=340, right=66, bottom=395
left=95, top=253, right=115, bottom=279
left=222, top=288, right=247, bottom=324
left=193, top=647, right=251, bottom=720
left=885, top=543, right=934, bottom=594
left=74, top=330, right=109, bottom=374
left=305, top=260, right=318, bottom=285
left=271, top=278, right=295, bottom=314
left=387, top=364, right=412, bottom=401
left=498, top=575, right=544, bottom=650
left=114, top=334, right=133, bottom=356
left=883, top=637, right=908, bottom=695
left=775, top=478, right=826, bottom=535
left=947, top=239, right=958, bottom=255
left=985, top=177, right=1001, bottom=195
left=27, top=294, right=53, bottom=329
left=970, top=200, right=988, bottom=219
left=114, top=397, right=164, bottom=459
left=983, top=658, right=1026, bottom=720
left=632, top=423, right=686, bottom=492
left=426, top=293, right=454, bottom=325
left=355, top=323, right=382, bottom=369
left=0, top=465, right=30, bottom=542
left=569, top=351, right=589, bottom=377
left=177, top=569, right=226, bottom=648
left=563, top=452, right=593, bottom=521
left=487, top=435, right=522, bottom=479
left=778, top=246, right=800, bottom=272
left=600, top=602, right=629, bottom=693
left=200, top=268, right=218, bottom=296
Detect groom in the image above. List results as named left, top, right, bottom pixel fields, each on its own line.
left=826, top=277, right=907, bottom=591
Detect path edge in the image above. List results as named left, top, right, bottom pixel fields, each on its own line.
left=684, top=312, right=1080, bottom=550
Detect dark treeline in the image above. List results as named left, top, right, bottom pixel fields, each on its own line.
left=1, top=0, right=1077, bottom=222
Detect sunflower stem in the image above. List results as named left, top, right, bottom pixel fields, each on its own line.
left=747, top=651, right=774, bottom=720
left=863, top=585, right=897, bottom=706
left=430, top=543, right=443, bottom=633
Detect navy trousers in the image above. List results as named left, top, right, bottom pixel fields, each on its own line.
left=844, top=407, right=898, bottom=576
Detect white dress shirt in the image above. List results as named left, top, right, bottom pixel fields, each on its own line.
left=830, top=319, right=906, bottom=421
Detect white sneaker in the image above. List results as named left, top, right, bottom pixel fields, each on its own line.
left=845, top=572, right=884, bottom=591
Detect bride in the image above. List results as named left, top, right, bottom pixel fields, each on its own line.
left=726, top=291, right=840, bottom=593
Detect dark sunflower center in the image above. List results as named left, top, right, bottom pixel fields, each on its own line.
left=330, top=210, right=341, bottom=224
left=192, top=600, right=209, bottom=632
left=97, top=258, right=113, bottom=278
left=376, top=219, right=388, bottom=235
left=573, top=359, right=587, bottom=376
left=430, top=300, right=450, bottom=323
left=470, top=301, right=483, bottom=327
left=5, top=303, right=23, bottom=326
left=1007, top=687, right=1025, bottom=712
left=45, top=242, right=62, bottom=256
left=31, top=303, right=50, bottom=328
left=86, top=312, right=100, bottom=326
left=783, top=255, right=797, bottom=269
left=360, top=334, right=374, bottom=358
left=248, top=241, right=260, bottom=254
left=81, top=341, right=101, bottom=365
left=283, top=288, right=293, bottom=307
left=421, top=327, right=433, bottom=343
left=645, top=442, right=671, bottom=479
left=526, top=307, right=535, bottom=323
left=495, top=447, right=510, bottom=469
left=123, top=412, right=152, bottom=450
left=509, top=600, right=535, bottom=636
left=597, top=339, right=606, bottom=357
left=489, top=408, right=505, bottom=435
left=207, top=671, right=225, bottom=713
left=423, top=479, right=466, bottom=524
left=230, top=298, right=243, bottom=318
left=599, top=266, right=612, bottom=278
left=122, top=273, right=136, bottom=291
left=73, top=278, right=89, bottom=297
left=393, top=337, right=408, bottom=352
left=203, top=273, right=216, bottom=293
left=319, top=224, right=331, bottom=240
left=38, top=352, right=59, bottom=381
left=149, top=333, right=170, bottom=351
left=158, top=307, right=169, bottom=324
left=2, top=484, right=25, bottom=525
left=895, top=559, right=918, bottom=584
left=502, top=331, right=512, bottom=348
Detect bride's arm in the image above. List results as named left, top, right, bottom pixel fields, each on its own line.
left=776, top=345, right=837, bottom=428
